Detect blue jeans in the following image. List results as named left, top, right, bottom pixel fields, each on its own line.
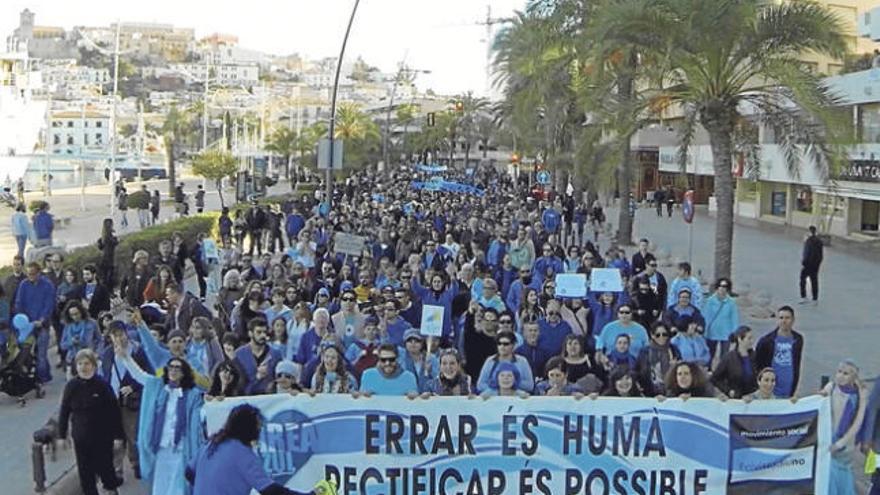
left=35, top=326, right=51, bottom=383
left=14, top=235, right=26, bottom=258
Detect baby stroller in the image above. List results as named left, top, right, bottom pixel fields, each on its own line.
left=0, top=334, right=44, bottom=406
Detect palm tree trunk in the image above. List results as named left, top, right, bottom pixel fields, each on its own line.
left=165, top=135, right=177, bottom=196
left=616, top=66, right=636, bottom=246
left=702, top=108, right=736, bottom=280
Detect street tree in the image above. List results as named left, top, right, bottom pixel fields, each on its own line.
left=191, top=149, right=238, bottom=208
left=266, top=127, right=297, bottom=179
left=596, top=0, right=850, bottom=278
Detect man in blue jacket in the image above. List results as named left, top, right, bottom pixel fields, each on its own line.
left=32, top=203, right=54, bottom=247
left=235, top=318, right=283, bottom=395
left=541, top=200, right=562, bottom=235
left=13, top=261, right=55, bottom=382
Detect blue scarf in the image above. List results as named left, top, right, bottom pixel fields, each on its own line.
left=150, top=383, right=187, bottom=452
left=834, top=384, right=860, bottom=443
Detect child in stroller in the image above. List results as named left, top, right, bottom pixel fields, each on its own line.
left=0, top=314, right=44, bottom=405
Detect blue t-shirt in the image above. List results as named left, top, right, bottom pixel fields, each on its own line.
left=772, top=335, right=795, bottom=397
left=360, top=368, right=418, bottom=396
left=596, top=321, right=649, bottom=358
left=191, top=440, right=273, bottom=495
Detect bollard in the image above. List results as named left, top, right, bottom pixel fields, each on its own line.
left=32, top=443, right=46, bottom=493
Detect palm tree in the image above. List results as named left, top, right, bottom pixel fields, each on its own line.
left=266, top=127, right=297, bottom=179
left=333, top=103, right=380, bottom=168
left=161, top=104, right=188, bottom=195
left=596, top=0, right=849, bottom=278
left=492, top=6, right=581, bottom=192
left=450, top=93, right=491, bottom=168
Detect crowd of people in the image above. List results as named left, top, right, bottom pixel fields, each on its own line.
left=1, top=164, right=878, bottom=495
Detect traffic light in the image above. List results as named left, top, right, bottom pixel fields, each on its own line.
left=454, top=101, right=464, bottom=112
left=427, top=112, right=435, bottom=127
left=510, top=152, right=520, bottom=163
left=536, top=162, right=544, bottom=171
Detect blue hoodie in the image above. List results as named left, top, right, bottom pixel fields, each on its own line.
left=33, top=211, right=53, bottom=241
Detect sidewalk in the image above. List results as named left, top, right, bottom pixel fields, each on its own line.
left=0, top=176, right=295, bottom=265
left=623, top=204, right=880, bottom=390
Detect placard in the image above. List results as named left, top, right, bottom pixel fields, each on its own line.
left=419, top=304, right=444, bottom=337
left=333, top=232, right=366, bottom=257
left=590, top=267, right=624, bottom=292
left=554, top=273, right=587, bottom=298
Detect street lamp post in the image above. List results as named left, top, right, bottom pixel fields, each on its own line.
left=109, top=21, right=120, bottom=215
left=326, top=0, right=362, bottom=211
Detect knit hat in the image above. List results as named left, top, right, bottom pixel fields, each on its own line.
left=340, top=281, right=354, bottom=292
left=491, top=362, right=521, bottom=390
left=275, top=360, right=297, bottom=378
left=167, top=329, right=186, bottom=342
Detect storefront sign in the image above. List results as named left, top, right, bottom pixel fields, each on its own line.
left=839, top=160, right=880, bottom=183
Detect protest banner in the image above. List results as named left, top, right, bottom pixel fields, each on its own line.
left=590, top=268, right=624, bottom=292
left=555, top=274, right=587, bottom=298
left=333, top=232, right=367, bottom=257
left=420, top=304, right=445, bottom=337
left=203, top=395, right=831, bottom=495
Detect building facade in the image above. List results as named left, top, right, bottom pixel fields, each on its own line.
left=49, top=108, right=110, bottom=156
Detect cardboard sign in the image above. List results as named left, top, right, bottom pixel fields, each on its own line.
left=420, top=305, right=445, bottom=337
left=555, top=273, right=587, bottom=298
left=333, top=232, right=367, bottom=257
left=590, top=268, right=624, bottom=292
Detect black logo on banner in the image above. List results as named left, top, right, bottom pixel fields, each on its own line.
left=727, top=411, right=818, bottom=495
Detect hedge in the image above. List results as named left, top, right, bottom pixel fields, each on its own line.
left=0, top=214, right=218, bottom=282
left=0, top=183, right=315, bottom=280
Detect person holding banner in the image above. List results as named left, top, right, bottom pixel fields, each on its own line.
left=534, top=357, right=581, bottom=396
left=660, top=361, right=718, bottom=399
left=358, top=344, right=418, bottom=397
left=822, top=360, right=868, bottom=495
left=858, top=378, right=880, bottom=495
left=481, top=361, right=528, bottom=398
left=603, top=366, right=643, bottom=397
left=310, top=344, right=357, bottom=394
left=424, top=348, right=472, bottom=396
left=187, top=404, right=326, bottom=495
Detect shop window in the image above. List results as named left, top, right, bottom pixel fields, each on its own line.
left=859, top=104, right=880, bottom=143
left=794, top=186, right=813, bottom=213
left=770, top=191, right=786, bottom=216
left=863, top=200, right=879, bottom=232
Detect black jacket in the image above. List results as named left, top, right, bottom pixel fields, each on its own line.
left=802, top=235, right=824, bottom=268
left=712, top=350, right=758, bottom=399
left=165, top=292, right=212, bottom=334
left=755, top=328, right=804, bottom=395
left=58, top=376, right=124, bottom=442
left=77, top=282, right=112, bottom=319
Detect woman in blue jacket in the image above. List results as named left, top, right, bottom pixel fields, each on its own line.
left=118, top=350, right=205, bottom=495
left=701, top=278, right=740, bottom=366
left=59, top=300, right=99, bottom=378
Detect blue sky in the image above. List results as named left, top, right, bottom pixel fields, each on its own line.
left=2, top=0, right=526, bottom=96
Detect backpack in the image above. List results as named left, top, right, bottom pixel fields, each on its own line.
left=352, top=341, right=379, bottom=378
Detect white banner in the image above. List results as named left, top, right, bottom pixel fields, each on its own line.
left=203, top=395, right=831, bottom=495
